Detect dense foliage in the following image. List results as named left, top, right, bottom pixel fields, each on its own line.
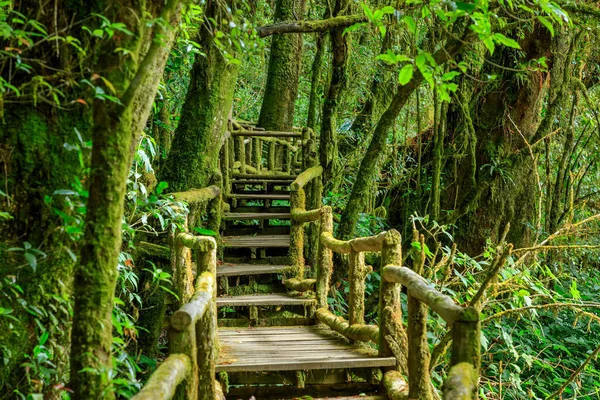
left=1, top=0, right=600, bottom=399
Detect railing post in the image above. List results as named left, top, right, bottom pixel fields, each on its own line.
left=236, top=136, right=246, bottom=174
left=316, top=206, right=334, bottom=309
left=221, top=136, right=231, bottom=199
left=252, top=137, right=262, bottom=171
left=268, top=141, right=276, bottom=172
left=170, top=224, right=194, bottom=306
left=378, top=230, right=407, bottom=373
left=450, top=307, right=481, bottom=370
left=348, top=250, right=365, bottom=325
left=195, top=238, right=218, bottom=400
left=407, top=232, right=433, bottom=399
left=290, top=188, right=306, bottom=279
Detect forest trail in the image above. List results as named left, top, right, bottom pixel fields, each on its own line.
left=133, top=121, right=480, bottom=400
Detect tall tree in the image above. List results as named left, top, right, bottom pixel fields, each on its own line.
left=258, top=0, right=306, bottom=130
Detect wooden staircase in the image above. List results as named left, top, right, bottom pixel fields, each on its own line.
left=215, top=174, right=394, bottom=399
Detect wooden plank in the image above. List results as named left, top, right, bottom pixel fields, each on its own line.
left=223, top=212, right=291, bottom=221
left=231, top=130, right=302, bottom=138
left=228, top=193, right=291, bottom=200
left=217, top=264, right=300, bottom=277
left=217, top=293, right=315, bottom=307
left=222, top=234, right=290, bottom=248
left=233, top=173, right=298, bottom=180
left=216, top=358, right=395, bottom=372
left=216, top=326, right=395, bottom=373
left=232, top=179, right=293, bottom=185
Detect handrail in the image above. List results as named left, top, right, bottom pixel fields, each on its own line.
left=171, top=185, right=221, bottom=204
left=135, top=233, right=219, bottom=400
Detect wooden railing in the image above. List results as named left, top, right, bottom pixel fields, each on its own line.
left=288, top=169, right=480, bottom=399
left=134, top=188, right=223, bottom=400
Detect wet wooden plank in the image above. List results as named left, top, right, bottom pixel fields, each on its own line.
left=228, top=193, right=291, bottom=200
left=222, top=234, right=290, bottom=248
left=223, top=212, right=291, bottom=220
left=217, top=326, right=396, bottom=373
left=217, top=264, right=300, bottom=277
left=217, top=293, right=315, bottom=307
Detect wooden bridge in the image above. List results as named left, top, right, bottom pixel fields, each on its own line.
left=132, top=122, right=480, bottom=399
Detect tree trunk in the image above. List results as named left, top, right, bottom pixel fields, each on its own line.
left=306, top=32, right=327, bottom=131
left=319, top=0, right=349, bottom=186
left=160, top=3, right=240, bottom=194
left=70, top=1, right=187, bottom=397
left=258, top=0, right=306, bottom=131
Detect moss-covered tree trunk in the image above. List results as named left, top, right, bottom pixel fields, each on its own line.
left=319, top=0, right=349, bottom=186
left=70, top=1, right=187, bottom=397
left=160, top=2, right=240, bottom=193
left=257, top=0, right=306, bottom=131
left=306, top=31, right=327, bottom=131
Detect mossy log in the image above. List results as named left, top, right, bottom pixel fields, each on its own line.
left=215, top=380, right=226, bottom=400
left=171, top=185, right=221, bottom=204
left=259, top=135, right=299, bottom=151
left=320, top=231, right=387, bottom=254
left=284, top=278, right=316, bottom=292
left=291, top=165, right=323, bottom=190
left=137, top=241, right=171, bottom=260
left=171, top=228, right=194, bottom=305
left=382, top=266, right=465, bottom=325
left=171, top=272, right=214, bottom=331
left=234, top=173, right=297, bottom=179
left=451, top=316, right=480, bottom=371
left=291, top=207, right=323, bottom=222
left=131, top=354, right=191, bottom=400
left=442, top=362, right=478, bottom=400
left=168, top=324, right=197, bottom=400
left=316, top=206, right=334, bottom=309
left=382, top=370, right=409, bottom=400
left=316, top=308, right=379, bottom=343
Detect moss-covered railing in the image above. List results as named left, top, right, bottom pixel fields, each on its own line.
left=221, top=121, right=316, bottom=199
left=314, top=225, right=480, bottom=399
left=133, top=227, right=224, bottom=399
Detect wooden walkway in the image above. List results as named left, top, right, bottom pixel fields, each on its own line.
left=216, top=326, right=396, bottom=373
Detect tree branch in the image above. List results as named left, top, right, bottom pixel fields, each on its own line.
left=257, top=14, right=367, bottom=37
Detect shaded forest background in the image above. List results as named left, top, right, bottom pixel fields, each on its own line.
left=2, top=0, right=600, bottom=398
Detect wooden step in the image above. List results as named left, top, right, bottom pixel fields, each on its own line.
left=217, top=293, right=315, bottom=307
left=217, top=264, right=295, bottom=277
left=232, top=179, right=293, bottom=185
left=216, top=326, right=396, bottom=373
left=223, top=212, right=291, bottom=221
left=233, top=173, right=298, bottom=180
left=222, top=234, right=290, bottom=248
left=228, top=193, right=290, bottom=200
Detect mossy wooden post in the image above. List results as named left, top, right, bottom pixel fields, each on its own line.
left=207, top=171, right=223, bottom=243
left=283, top=137, right=292, bottom=173
left=222, top=137, right=231, bottom=198
left=168, top=322, right=198, bottom=400
left=228, top=135, right=235, bottom=173
left=195, top=237, right=218, bottom=399
left=451, top=307, right=481, bottom=372
left=253, top=138, right=262, bottom=170
left=316, top=206, right=334, bottom=309
left=408, top=232, right=433, bottom=399
left=348, top=250, right=365, bottom=325
left=236, top=136, right=246, bottom=174
left=268, top=141, right=276, bottom=172
left=290, top=187, right=306, bottom=279
left=246, top=136, right=253, bottom=166
left=171, top=225, right=194, bottom=306
left=378, top=230, right=407, bottom=372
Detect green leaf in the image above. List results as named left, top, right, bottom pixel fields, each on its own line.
left=342, top=22, right=368, bottom=36
left=378, top=24, right=386, bottom=38
left=156, top=181, right=168, bottom=195
left=398, top=64, right=414, bottom=86
left=380, top=6, right=395, bottom=14
left=442, top=71, right=461, bottom=81
left=494, top=33, right=521, bottom=49
left=360, top=2, right=374, bottom=21
left=193, top=227, right=218, bottom=237
left=403, top=15, right=417, bottom=34
left=537, top=16, right=555, bottom=37
left=483, top=36, right=495, bottom=55
left=25, top=252, right=37, bottom=272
